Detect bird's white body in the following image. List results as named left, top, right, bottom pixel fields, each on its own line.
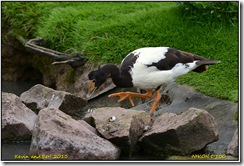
left=131, top=64, right=174, bottom=89
left=124, top=47, right=200, bottom=90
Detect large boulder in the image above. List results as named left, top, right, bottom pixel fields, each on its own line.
left=139, top=108, right=219, bottom=156
left=29, top=108, right=120, bottom=160
left=2, top=92, right=37, bottom=141
left=20, top=84, right=87, bottom=115
left=77, top=120, right=99, bottom=135
left=83, top=107, right=150, bottom=156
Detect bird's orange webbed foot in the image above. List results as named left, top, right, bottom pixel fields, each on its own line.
left=108, top=92, right=135, bottom=106
left=108, top=90, right=153, bottom=107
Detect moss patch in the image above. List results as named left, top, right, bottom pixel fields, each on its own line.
left=64, top=68, right=76, bottom=83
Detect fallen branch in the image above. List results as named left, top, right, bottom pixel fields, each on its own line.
left=16, top=36, right=87, bottom=68
left=26, top=38, right=66, bottom=59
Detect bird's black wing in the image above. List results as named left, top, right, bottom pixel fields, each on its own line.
left=120, top=52, right=140, bottom=75
left=146, top=48, right=205, bottom=71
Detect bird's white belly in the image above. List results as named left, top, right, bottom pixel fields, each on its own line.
left=130, top=63, right=174, bottom=89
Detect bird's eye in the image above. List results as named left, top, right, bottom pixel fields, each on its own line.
left=92, top=80, right=96, bottom=83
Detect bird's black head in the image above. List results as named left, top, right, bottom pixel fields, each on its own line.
left=88, top=66, right=109, bottom=95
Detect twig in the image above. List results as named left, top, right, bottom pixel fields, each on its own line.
left=16, top=36, right=68, bottom=59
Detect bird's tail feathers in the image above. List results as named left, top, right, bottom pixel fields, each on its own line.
left=196, top=60, right=220, bottom=65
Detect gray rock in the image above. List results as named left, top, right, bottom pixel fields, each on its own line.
left=20, top=84, right=87, bottom=115
left=227, top=129, right=238, bottom=157
left=2, top=92, right=37, bottom=141
left=83, top=107, right=150, bottom=155
left=139, top=108, right=219, bottom=156
left=77, top=120, right=99, bottom=135
left=29, top=108, right=120, bottom=160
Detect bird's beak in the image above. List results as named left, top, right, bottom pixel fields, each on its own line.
left=87, top=80, right=97, bottom=99
left=89, top=80, right=95, bottom=91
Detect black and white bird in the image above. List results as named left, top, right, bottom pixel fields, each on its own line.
left=88, top=47, right=220, bottom=120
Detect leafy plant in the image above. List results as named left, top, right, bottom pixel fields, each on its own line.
left=176, top=2, right=238, bottom=25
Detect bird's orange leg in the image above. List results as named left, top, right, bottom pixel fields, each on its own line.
left=108, top=90, right=153, bottom=107
left=149, top=89, right=161, bottom=121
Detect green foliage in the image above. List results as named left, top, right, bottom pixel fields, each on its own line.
left=176, top=2, right=238, bottom=25
left=2, top=2, right=43, bottom=38
left=2, top=2, right=238, bottom=102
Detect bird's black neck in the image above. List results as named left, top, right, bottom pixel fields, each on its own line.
left=101, top=64, right=133, bottom=87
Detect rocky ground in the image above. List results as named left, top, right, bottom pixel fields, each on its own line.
left=2, top=81, right=239, bottom=161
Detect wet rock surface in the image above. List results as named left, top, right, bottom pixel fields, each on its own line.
left=29, top=108, right=120, bottom=160
left=83, top=107, right=150, bottom=155
left=20, top=84, right=87, bottom=115
left=139, top=108, right=219, bottom=156
left=2, top=92, right=37, bottom=141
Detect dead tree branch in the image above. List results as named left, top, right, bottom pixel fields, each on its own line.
left=16, top=36, right=87, bottom=68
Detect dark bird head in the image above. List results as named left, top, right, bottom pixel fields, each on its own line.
left=88, top=66, right=109, bottom=97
